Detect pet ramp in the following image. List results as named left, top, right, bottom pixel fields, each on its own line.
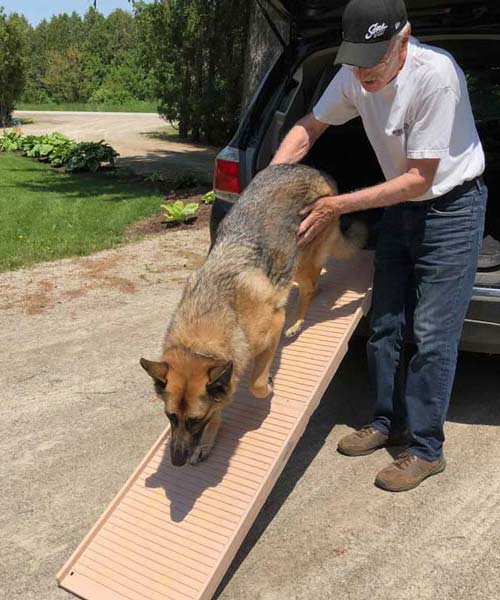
left=57, top=251, right=373, bottom=600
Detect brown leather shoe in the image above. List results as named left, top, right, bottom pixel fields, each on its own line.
left=375, top=451, right=446, bottom=492
left=337, top=426, right=407, bottom=457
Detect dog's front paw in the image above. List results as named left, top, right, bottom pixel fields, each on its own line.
left=189, top=443, right=213, bottom=465
left=250, top=377, right=274, bottom=398
left=285, top=320, right=304, bottom=337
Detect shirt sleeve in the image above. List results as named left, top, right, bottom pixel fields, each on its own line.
left=313, top=68, right=359, bottom=125
left=406, top=86, right=458, bottom=159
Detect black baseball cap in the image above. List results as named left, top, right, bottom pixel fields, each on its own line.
left=335, top=0, right=408, bottom=68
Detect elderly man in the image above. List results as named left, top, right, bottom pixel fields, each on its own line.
left=272, top=0, right=487, bottom=491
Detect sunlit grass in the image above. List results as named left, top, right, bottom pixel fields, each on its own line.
left=0, top=153, right=164, bottom=271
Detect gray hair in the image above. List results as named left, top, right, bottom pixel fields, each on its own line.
left=395, top=22, right=411, bottom=41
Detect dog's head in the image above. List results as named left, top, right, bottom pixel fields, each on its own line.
left=140, top=350, right=233, bottom=466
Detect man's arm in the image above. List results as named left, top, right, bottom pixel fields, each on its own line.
left=331, top=158, right=440, bottom=214
left=271, top=112, right=329, bottom=165
left=297, top=158, right=440, bottom=246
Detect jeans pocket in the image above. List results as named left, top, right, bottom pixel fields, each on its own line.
left=429, top=194, right=474, bottom=217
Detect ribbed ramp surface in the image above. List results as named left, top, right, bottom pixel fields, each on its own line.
left=57, top=251, right=373, bottom=600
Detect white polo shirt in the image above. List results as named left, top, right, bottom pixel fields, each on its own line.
left=313, top=37, right=485, bottom=201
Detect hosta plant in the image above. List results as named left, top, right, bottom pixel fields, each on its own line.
left=15, top=132, right=74, bottom=162
left=63, top=140, right=119, bottom=172
left=161, top=200, right=199, bottom=223
left=144, top=171, right=165, bottom=183
left=202, top=190, right=216, bottom=204
left=0, top=130, right=24, bottom=151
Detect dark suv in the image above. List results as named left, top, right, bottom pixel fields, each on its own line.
left=210, top=0, right=500, bottom=354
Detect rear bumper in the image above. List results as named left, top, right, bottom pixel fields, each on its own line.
left=356, top=288, right=500, bottom=355
left=459, top=288, right=500, bottom=354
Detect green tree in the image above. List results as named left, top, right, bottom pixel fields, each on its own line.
left=43, top=48, right=93, bottom=103
left=23, top=12, right=84, bottom=103
left=82, top=8, right=110, bottom=91
left=23, top=19, right=50, bottom=103
left=137, top=0, right=251, bottom=145
left=0, top=9, right=28, bottom=125
left=45, top=12, right=84, bottom=52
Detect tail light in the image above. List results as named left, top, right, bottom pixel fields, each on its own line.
left=213, top=146, right=242, bottom=200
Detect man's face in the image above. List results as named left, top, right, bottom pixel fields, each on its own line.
left=348, top=37, right=406, bottom=93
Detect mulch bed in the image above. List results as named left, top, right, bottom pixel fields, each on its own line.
left=124, top=188, right=213, bottom=241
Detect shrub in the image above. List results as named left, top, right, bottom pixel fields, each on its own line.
left=89, top=76, right=135, bottom=105
left=173, top=173, right=200, bottom=189
left=0, top=131, right=118, bottom=172
left=63, top=140, right=119, bottom=172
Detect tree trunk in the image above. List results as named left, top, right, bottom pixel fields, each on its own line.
left=241, top=1, right=288, bottom=115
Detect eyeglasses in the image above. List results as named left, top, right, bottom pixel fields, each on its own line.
left=343, top=41, right=399, bottom=72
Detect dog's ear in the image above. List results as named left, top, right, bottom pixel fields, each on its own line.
left=140, top=358, right=168, bottom=385
left=206, top=361, right=233, bottom=399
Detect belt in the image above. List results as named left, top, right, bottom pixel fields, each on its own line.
left=455, top=175, right=484, bottom=194
left=398, top=175, right=484, bottom=208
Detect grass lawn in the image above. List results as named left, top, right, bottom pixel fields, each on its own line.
left=0, top=153, right=165, bottom=271
left=15, top=101, right=158, bottom=113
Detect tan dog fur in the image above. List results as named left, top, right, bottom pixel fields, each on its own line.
left=141, top=164, right=365, bottom=466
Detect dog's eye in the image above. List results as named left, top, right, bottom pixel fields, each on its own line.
left=154, top=380, right=166, bottom=394
left=166, top=412, right=178, bottom=427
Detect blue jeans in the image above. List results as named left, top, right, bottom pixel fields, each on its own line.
left=367, top=178, right=487, bottom=461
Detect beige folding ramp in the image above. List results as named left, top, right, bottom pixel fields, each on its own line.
left=57, top=251, right=373, bottom=600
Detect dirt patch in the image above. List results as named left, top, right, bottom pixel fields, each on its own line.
left=78, top=255, right=137, bottom=293
left=25, top=279, right=56, bottom=315
left=0, top=227, right=210, bottom=317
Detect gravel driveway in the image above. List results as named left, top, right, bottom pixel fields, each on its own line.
left=13, top=111, right=220, bottom=181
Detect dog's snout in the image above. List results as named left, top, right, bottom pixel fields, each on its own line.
left=170, top=445, right=189, bottom=467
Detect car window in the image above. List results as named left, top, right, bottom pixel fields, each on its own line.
left=466, top=68, right=500, bottom=120
left=465, top=67, right=500, bottom=155
left=428, top=38, right=500, bottom=155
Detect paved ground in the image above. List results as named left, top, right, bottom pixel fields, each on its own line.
left=13, top=111, right=220, bottom=181
left=1, top=225, right=499, bottom=600
left=2, top=111, right=499, bottom=598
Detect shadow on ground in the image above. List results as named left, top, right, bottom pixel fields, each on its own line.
left=119, top=147, right=219, bottom=183
left=213, top=336, right=500, bottom=598
left=212, top=336, right=372, bottom=599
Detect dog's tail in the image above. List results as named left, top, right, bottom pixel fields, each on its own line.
left=330, top=220, right=368, bottom=259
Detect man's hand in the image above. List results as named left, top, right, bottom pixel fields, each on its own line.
left=296, top=158, right=440, bottom=247
left=297, top=195, right=340, bottom=247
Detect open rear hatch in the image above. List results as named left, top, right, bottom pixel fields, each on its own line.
left=258, top=0, right=500, bottom=285
left=261, top=0, right=500, bottom=44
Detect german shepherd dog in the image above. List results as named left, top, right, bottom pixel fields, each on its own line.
left=141, top=164, right=365, bottom=466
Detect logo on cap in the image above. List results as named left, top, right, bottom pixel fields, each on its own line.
left=365, top=22, right=388, bottom=40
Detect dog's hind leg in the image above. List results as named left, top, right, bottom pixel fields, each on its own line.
left=285, top=262, right=323, bottom=337
left=249, top=307, right=286, bottom=398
